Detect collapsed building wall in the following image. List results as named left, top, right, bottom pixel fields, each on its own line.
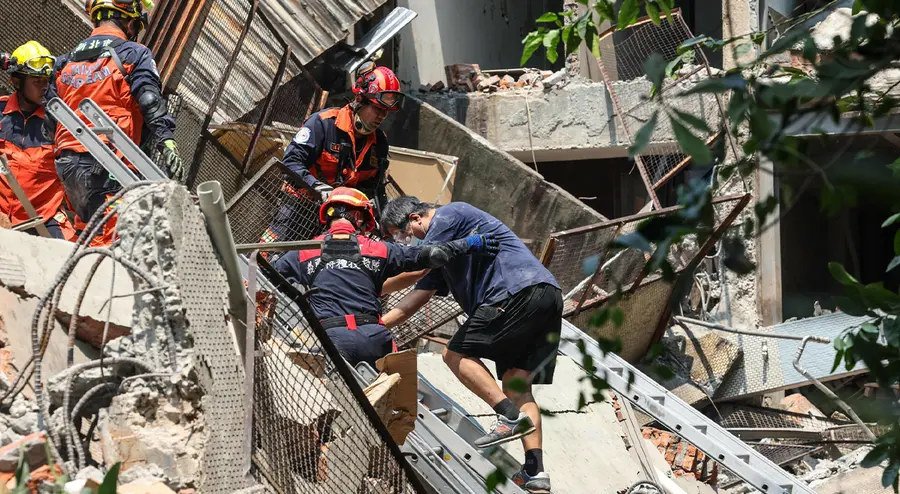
left=417, top=74, right=724, bottom=163
left=385, top=95, right=607, bottom=251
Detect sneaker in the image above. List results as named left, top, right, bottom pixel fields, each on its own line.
left=512, top=469, right=552, bottom=493
left=473, top=412, right=535, bottom=448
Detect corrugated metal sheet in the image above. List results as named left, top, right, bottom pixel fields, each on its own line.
left=715, top=312, right=869, bottom=401
left=259, top=0, right=388, bottom=65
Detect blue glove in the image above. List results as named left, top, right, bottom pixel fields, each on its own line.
left=465, top=233, right=500, bottom=255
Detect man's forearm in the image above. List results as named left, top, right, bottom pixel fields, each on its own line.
left=382, top=269, right=430, bottom=294
left=383, top=289, right=436, bottom=328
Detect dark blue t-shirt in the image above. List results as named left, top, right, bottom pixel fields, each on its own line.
left=415, top=202, right=559, bottom=315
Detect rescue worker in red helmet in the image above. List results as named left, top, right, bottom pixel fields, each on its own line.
left=0, top=41, right=76, bottom=240
left=43, top=0, right=182, bottom=247
left=274, top=187, right=498, bottom=368
left=261, top=62, right=402, bottom=244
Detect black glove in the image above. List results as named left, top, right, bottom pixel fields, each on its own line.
left=314, top=183, right=334, bottom=202
left=464, top=233, right=500, bottom=256
left=162, top=139, right=184, bottom=182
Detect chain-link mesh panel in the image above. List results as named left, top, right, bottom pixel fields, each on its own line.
left=169, top=0, right=322, bottom=197
left=226, top=159, right=323, bottom=251
left=382, top=288, right=462, bottom=349
left=718, top=405, right=852, bottom=432
left=0, top=0, right=91, bottom=93
left=597, top=11, right=730, bottom=206
left=252, top=256, right=424, bottom=493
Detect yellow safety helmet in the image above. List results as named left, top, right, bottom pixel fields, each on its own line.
left=3, top=41, right=55, bottom=78
left=85, top=0, right=154, bottom=25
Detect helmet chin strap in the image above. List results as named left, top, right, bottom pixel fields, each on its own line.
left=353, top=112, right=376, bottom=135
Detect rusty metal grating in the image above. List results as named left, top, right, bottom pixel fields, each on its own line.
left=540, top=193, right=750, bottom=361
left=382, top=288, right=462, bottom=349
left=597, top=10, right=735, bottom=208
left=251, top=255, right=424, bottom=493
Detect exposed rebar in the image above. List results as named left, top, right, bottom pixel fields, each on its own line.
left=674, top=315, right=832, bottom=343
left=62, top=357, right=154, bottom=468
left=68, top=382, right=118, bottom=470
left=67, top=257, right=106, bottom=367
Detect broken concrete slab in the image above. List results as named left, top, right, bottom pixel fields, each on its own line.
left=416, top=352, right=644, bottom=493
left=417, top=79, right=724, bottom=162
left=0, top=229, right=134, bottom=344
left=0, top=432, right=46, bottom=472
left=0, top=286, right=100, bottom=396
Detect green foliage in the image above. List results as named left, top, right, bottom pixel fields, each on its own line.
left=521, top=2, right=900, bottom=487
left=628, top=111, right=658, bottom=157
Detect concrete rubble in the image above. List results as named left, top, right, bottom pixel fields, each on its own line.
left=0, top=184, right=211, bottom=492
left=439, top=63, right=555, bottom=93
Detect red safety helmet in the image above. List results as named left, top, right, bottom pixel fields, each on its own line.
left=85, top=0, right=150, bottom=30
left=353, top=62, right=404, bottom=111
left=319, top=187, right=377, bottom=233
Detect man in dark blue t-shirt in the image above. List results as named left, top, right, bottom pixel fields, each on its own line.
left=381, top=197, right=562, bottom=493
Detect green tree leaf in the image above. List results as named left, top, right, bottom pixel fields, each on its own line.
left=536, top=12, right=560, bottom=24
left=883, top=213, right=900, bottom=229
left=615, top=231, right=653, bottom=253
left=888, top=256, right=900, bottom=273
left=672, top=119, right=712, bottom=164
left=617, top=0, right=639, bottom=30
left=852, top=0, right=864, bottom=14
left=612, top=307, right=624, bottom=326
left=884, top=317, right=900, bottom=347
left=882, top=460, right=899, bottom=489
left=521, top=31, right=545, bottom=66
left=832, top=348, right=845, bottom=373
left=671, top=108, right=712, bottom=133
left=658, top=0, right=674, bottom=23
left=506, top=378, right=528, bottom=393
left=543, top=29, right=561, bottom=64
left=486, top=468, right=508, bottom=491
left=99, top=463, right=121, bottom=494
left=682, top=73, right=747, bottom=95
left=829, top=262, right=860, bottom=286
left=889, top=157, right=900, bottom=178
left=646, top=1, right=661, bottom=25
left=628, top=111, right=658, bottom=157
left=751, top=32, right=766, bottom=45
left=644, top=53, right=667, bottom=92
left=595, top=0, right=615, bottom=21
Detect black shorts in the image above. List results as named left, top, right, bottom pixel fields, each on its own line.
left=448, top=283, right=563, bottom=385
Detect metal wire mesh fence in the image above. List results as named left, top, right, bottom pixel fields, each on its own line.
left=597, top=9, right=734, bottom=208
left=251, top=255, right=425, bottom=493
left=226, top=159, right=324, bottom=251
left=718, top=404, right=852, bottom=432
left=166, top=0, right=324, bottom=200
left=539, top=193, right=750, bottom=361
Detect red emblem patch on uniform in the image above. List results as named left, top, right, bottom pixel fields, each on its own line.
left=330, top=143, right=341, bottom=153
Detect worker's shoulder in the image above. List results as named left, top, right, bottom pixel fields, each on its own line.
left=437, top=201, right=483, bottom=217
left=312, top=106, right=345, bottom=121
left=356, top=234, right=388, bottom=258
left=114, top=40, right=154, bottom=62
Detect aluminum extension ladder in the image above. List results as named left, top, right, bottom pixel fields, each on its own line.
left=48, top=97, right=814, bottom=494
